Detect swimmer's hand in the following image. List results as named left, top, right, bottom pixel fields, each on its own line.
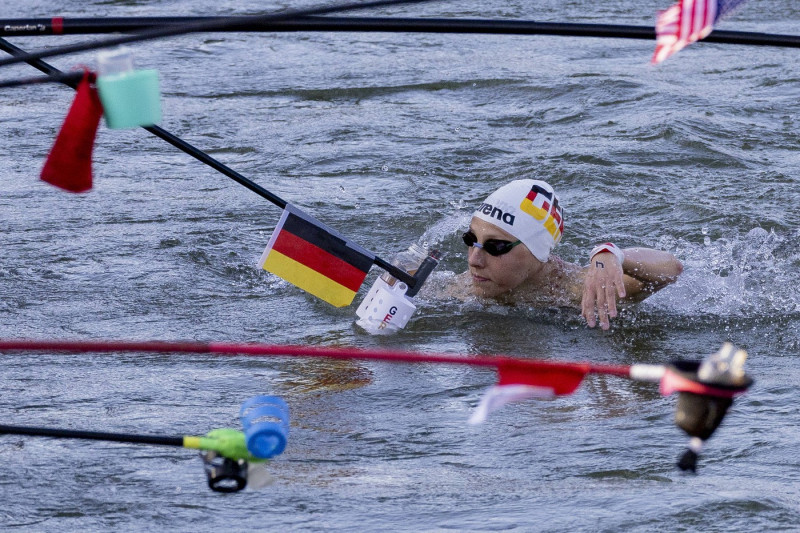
left=581, top=252, right=626, bottom=330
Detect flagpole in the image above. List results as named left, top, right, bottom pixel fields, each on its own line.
left=1, top=16, right=798, bottom=49
left=0, top=38, right=417, bottom=287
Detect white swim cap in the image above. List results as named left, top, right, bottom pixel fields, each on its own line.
left=472, top=179, right=564, bottom=262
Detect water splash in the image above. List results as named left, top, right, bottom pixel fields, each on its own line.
left=650, top=227, right=800, bottom=319
left=417, top=212, right=471, bottom=258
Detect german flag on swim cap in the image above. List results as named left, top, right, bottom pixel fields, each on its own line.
left=259, top=205, right=375, bottom=307
left=519, top=182, right=564, bottom=243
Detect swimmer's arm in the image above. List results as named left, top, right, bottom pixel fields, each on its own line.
left=620, top=247, right=683, bottom=296
left=580, top=248, right=682, bottom=328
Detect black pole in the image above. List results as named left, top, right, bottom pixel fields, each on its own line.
left=1, top=16, right=798, bottom=49
left=0, top=37, right=416, bottom=286
left=0, top=0, right=434, bottom=70
left=0, top=70, right=83, bottom=89
left=0, top=424, right=184, bottom=447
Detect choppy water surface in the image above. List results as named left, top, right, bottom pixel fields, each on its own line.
left=1, top=0, right=799, bottom=531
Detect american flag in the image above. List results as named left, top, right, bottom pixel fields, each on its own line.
left=652, top=0, right=748, bottom=64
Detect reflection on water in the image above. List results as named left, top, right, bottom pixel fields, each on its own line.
left=279, top=358, right=373, bottom=394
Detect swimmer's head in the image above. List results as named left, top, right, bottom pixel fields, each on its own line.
left=472, top=179, right=564, bottom=262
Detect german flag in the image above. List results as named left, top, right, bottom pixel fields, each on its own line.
left=519, top=183, right=564, bottom=242
left=259, top=206, right=375, bottom=307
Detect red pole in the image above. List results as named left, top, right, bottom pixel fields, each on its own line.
left=0, top=338, right=632, bottom=376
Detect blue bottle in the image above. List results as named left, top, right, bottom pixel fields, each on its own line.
left=239, top=395, right=290, bottom=459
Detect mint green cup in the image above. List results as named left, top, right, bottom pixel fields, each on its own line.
left=96, top=69, right=162, bottom=129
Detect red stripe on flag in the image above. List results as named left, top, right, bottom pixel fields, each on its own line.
left=271, top=230, right=368, bottom=292
left=652, top=0, right=730, bottom=63
left=688, top=0, right=699, bottom=39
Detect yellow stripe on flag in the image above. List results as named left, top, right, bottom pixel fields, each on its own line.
left=262, top=250, right=357, bottom=307
left=520, top=200, right=548, bottom=221
left=543, top=217, right=560, bottom=240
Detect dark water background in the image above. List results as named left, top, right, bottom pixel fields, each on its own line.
left=1, top=0, right=799, bottom=531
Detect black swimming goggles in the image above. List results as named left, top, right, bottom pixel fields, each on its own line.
left=462, top=230, right=522, bottom=257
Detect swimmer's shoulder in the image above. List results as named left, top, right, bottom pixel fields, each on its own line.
left=426, top=271, right=474, bottom=301
left=542, top=256, right=585, bottom=307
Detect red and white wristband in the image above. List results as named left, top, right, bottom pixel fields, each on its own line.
left=589, top=242, right=625, bottom=265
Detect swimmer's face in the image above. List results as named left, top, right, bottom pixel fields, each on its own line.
left=466, top=217, right=542, bottom=298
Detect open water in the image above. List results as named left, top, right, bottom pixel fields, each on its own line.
left=1, top=0, right=799, bottom=531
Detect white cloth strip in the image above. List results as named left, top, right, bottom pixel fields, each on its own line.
left=629, top=364, right=666, bottom=382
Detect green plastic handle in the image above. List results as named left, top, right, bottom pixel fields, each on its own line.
left=183, top=428, right=266, bottom=463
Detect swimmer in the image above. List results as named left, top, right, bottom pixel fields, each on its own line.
left=450, top=179, right=683, bottom=330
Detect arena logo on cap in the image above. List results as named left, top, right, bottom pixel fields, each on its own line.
left=519, top=184, right=563, bottom=241
left=476, top=202, right=516, bottom=226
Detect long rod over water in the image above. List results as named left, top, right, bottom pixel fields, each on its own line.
left=1, top=16, right=798, bottom=49
left=0, top=38, right=415, bottom=286
left=0, top=338, right=640, bottom=379
left=0, top=425, right=184, bottom=447
left=0, top=0, right=435, bottom=69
